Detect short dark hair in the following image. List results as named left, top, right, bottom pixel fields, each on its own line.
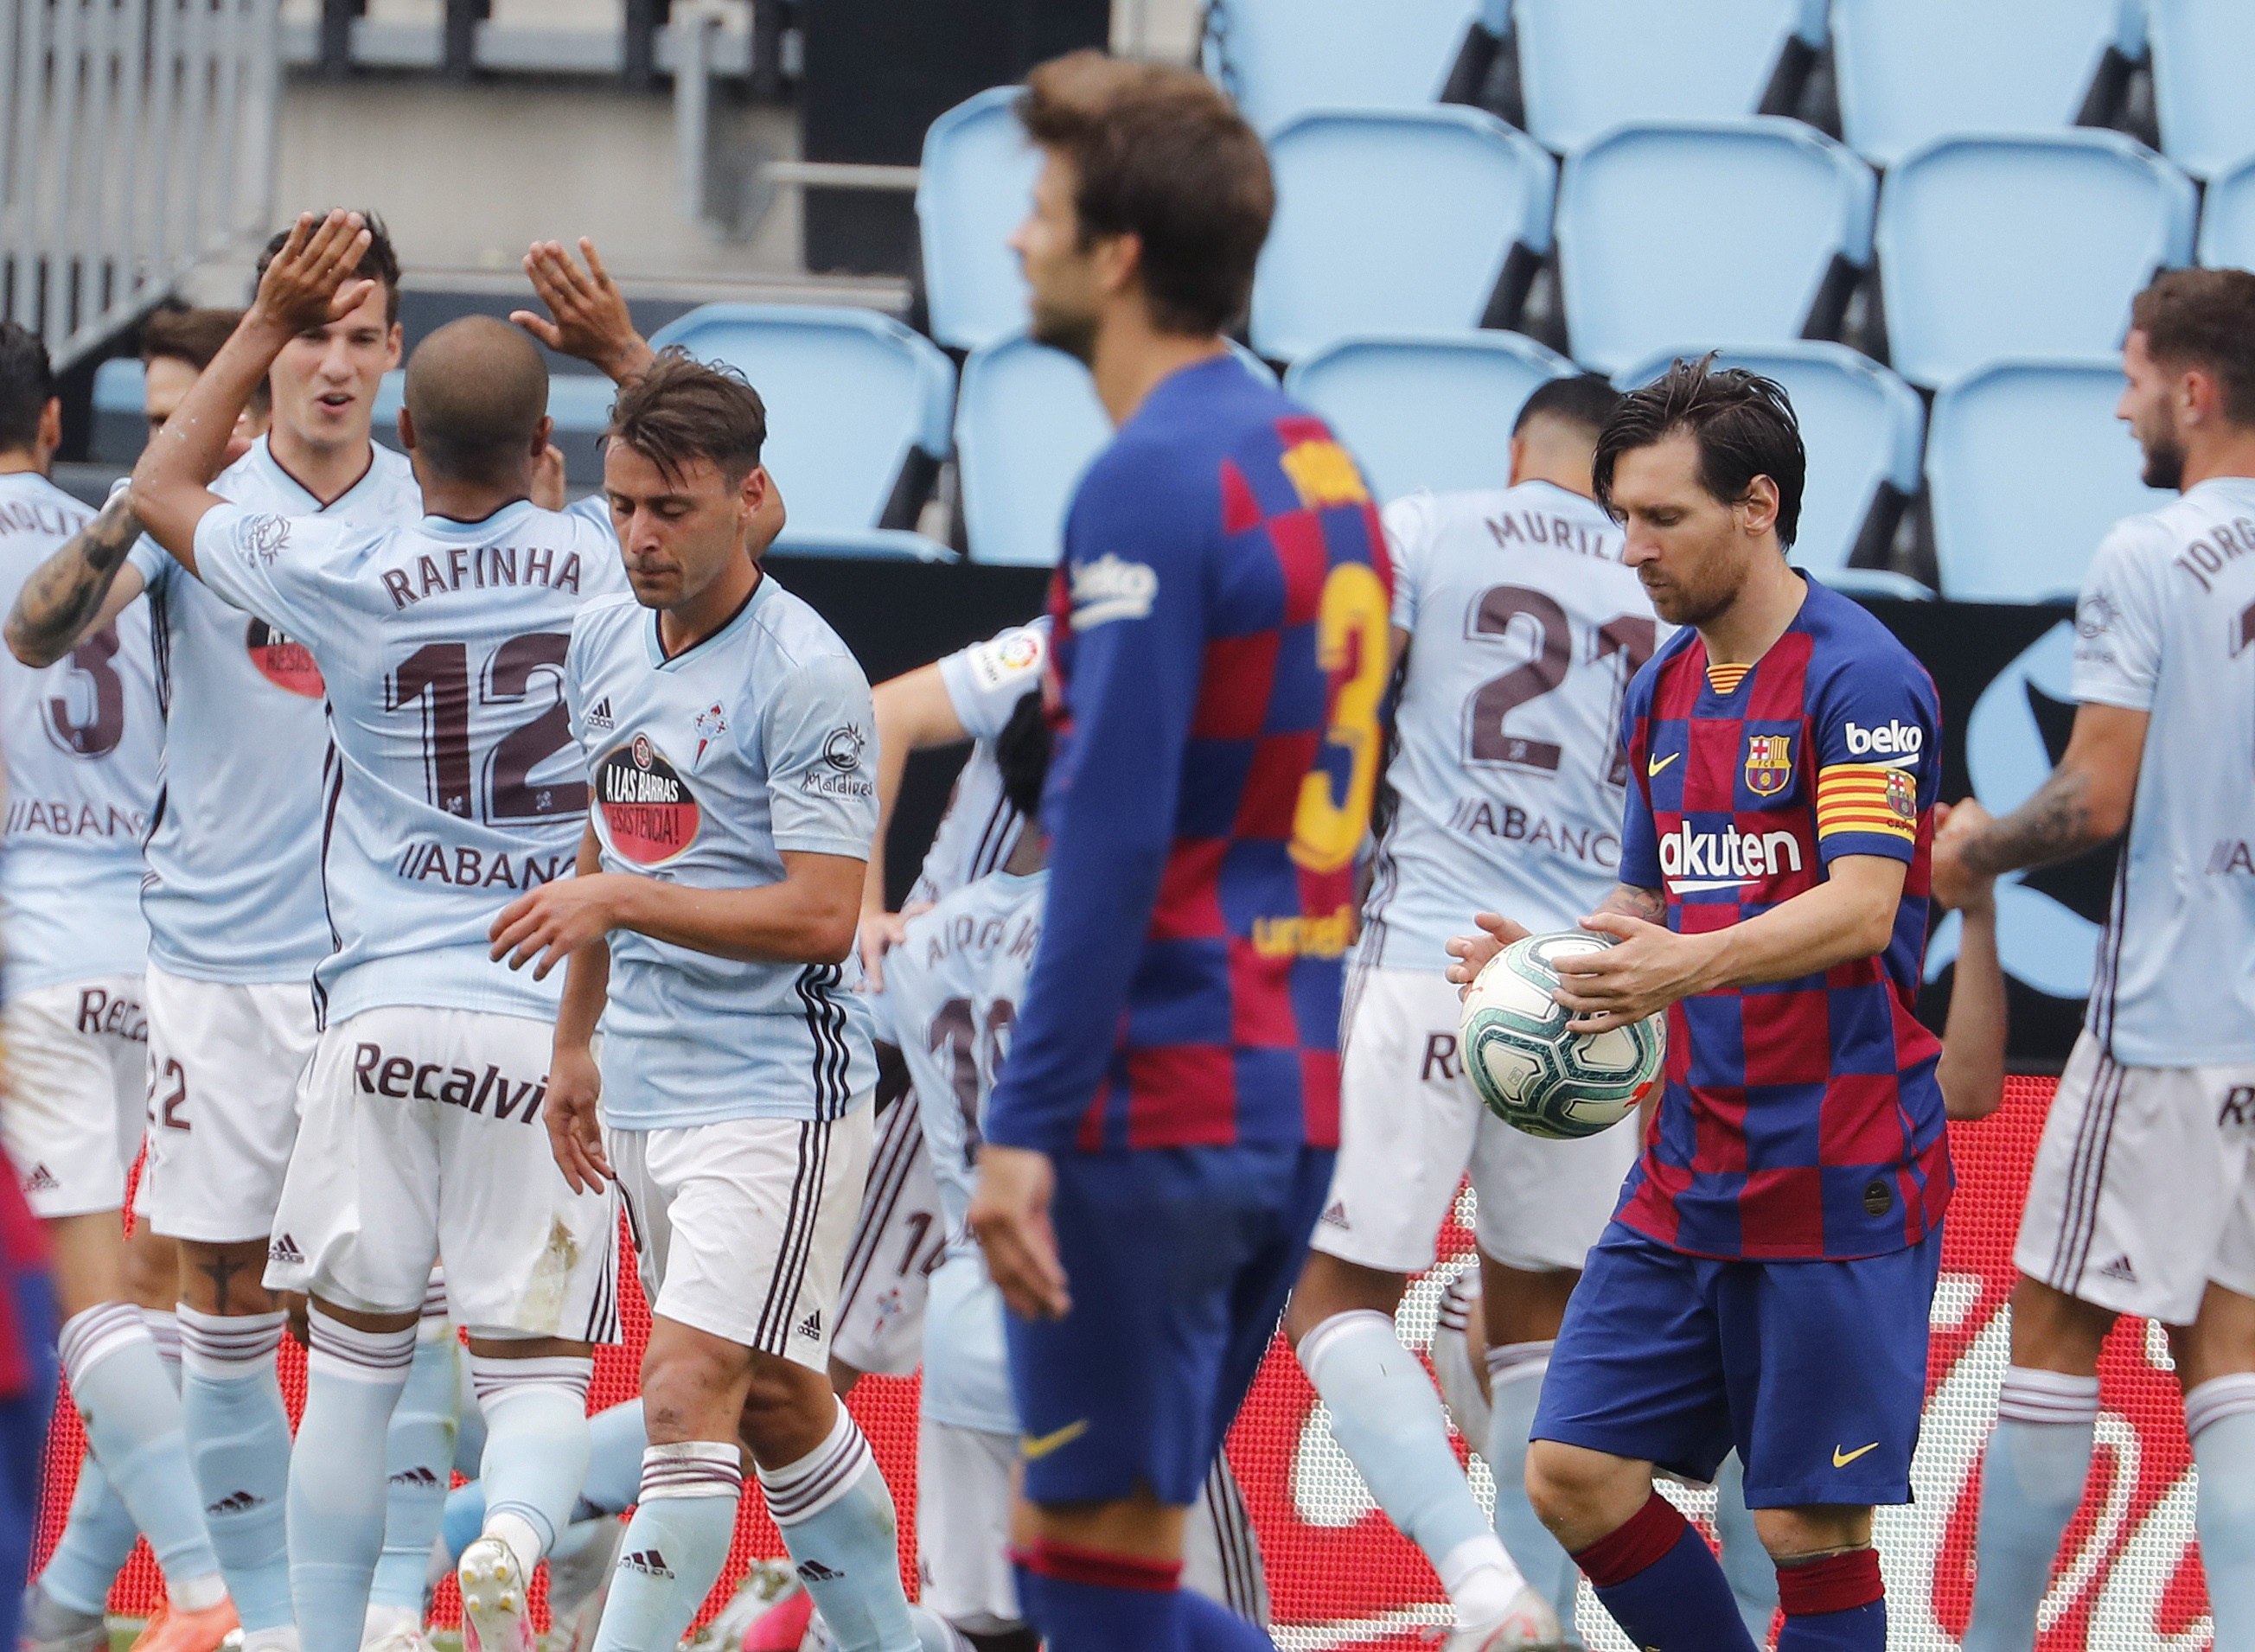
left=995, top=690, right=1053, bottom=820
left=144, top=303, right=271, bottom=418
left=1018, top=51, right=1274, bottom=338
left=605, top=349, right=767, bottom=487
left=0, top=323, right=54, bottom=454
left=1513, top=373, right=1624, bottom=440
left=258, top=210, right=401, bottom=326
left=1593, top=356, right=1806, bottom=548
left=2130, top=267, right=2255, bottom=427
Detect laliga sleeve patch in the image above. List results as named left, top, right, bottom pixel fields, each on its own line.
left=963, top=628, right=1046, bottom=693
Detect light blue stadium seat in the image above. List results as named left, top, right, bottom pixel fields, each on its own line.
left=773, top=529, right=955, bottom=562
left=1511, top=0, right=1824, bottom=155
left=91, top=357, right=148, bottom=464
left=2198, top=153, right=2255, bottom=272
left=1617, top=342, right=1929, bottom=599
left=1876, top=133, right=2195, bottom=390
left=1251, top=108, right=1556, bottom=364
left=955, top=334, right=1275, bottom=567
left=1926, top=360, right=2169, bottom=604
left=917, top=86, right=1038, bottom=353
left=1282, top=331, right=1572, bottom=501
left=1556, top=118, right=1873, bottom=377
left=1831, top=0, right=2147, bottom=169
left=2150, top=0, right=2255, bottom=181
left=1201, top=0, right=1485, bottom=134
left=645, top=305, right=955, bottom=536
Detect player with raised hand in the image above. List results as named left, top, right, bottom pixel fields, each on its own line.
left=1933, top=269, right=2255, bottom=1651
left=129, top=210, right=628, bottom=1652
left=1446, top=360, right=1949, bottom=1652
left=963, top=54, right=1389, bottom=1652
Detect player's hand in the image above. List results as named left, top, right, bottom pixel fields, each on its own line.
left=489, top=874, right=630, bottom=979
left=1930, top=797, right=1998, bottom=915
left=969, top=1145, right=1070, bottom=1321
left=530, top=441, right=567, bottom=511
left=857, top=909, right=910, bottom=990
left=249, top=210, right=376, bottom=338
left=545, top=1041, right=613, bottom=1193
left=1550, top=910, right=1714, bottom=1032
left=511, top=239, right=655, bottom=386
left=1445, top=912, right=1533, bottom=997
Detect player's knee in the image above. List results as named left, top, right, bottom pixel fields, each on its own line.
left=176, top=1238, right=279, bottom=1317
left=1751, top=1504, right=1872, bottom=1564
left=1524, top=1438, right=1633, bottom=1541
left=1282, top=1252, right=1404, bottom=1345
left=638, top=1332, right=755, bottom=1444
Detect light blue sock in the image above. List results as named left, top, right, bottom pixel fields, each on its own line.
left=905, top=1607, right=971, bottom=1649
left=37, top=1449, right=141, bottom=1617
left=590, top=1443, right=742, bottom=1650
left=1962, top=1368, right=2098, bottom=1652
left=290, top=1311, right=418, bottom=1652
left=467, top=1353, right=594, bottom=1573
left=58, top=1301, right=227, bottom=1607
left=760, top=1411, right=918, bottom=1652
left=178, top=1306, right=295, bottom=1634
left=2188, top=1375, right=2255, bottom=1651
left=581, top=1399, right=649, bottom=1518
left=367, top=1323, right=460, bottom=1614
left=1713, top=1454, right=1779, bottom=1648
left=1484, top=1342, right=1577, bottom=1629
left=1300, top=1311, right=1525, bottom=1627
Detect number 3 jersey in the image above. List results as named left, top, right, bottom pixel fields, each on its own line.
left=187, top=493, right=626, bottom=1024
left=0, top=473, right=159, bottom=997
left=566, top=577, right=878, bottom=1129
left=1361, top=482, right=1658, bottom=972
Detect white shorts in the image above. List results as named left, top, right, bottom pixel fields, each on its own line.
left=829, top=1094, right=949, bottom=1377
left=265, top=1006, right=621, bottom=1341
left=141, top=964, right=319, bottom=1244
left=1313, top=966, right=1639, bottom=1275
left=609, top=1106, right=872, bottom=1372
left=2015, top=1030, right=2255, bottom=1325
left=1, top=976, right=147, bottom=1220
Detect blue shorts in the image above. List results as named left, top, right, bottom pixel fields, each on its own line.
left=1006, top=1143, right=1332, bottom=1507
left=1531, top=1222, right=1941, bottom=1509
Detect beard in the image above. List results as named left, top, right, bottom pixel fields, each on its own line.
left=1028, top=297, right=1099, bottom=367
left=2139, top=427, right=2186, bottom=491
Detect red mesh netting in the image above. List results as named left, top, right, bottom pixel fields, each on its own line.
left=32, top=1078, right=2213, bottom=1648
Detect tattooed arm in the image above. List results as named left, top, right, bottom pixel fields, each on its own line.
left=1945, top=703, right=2148, bottom=878
left=5, top=489, right=150, bottom=667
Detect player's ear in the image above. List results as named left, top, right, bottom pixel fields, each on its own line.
left=396, top=405, right=418, bottom=453
left=385, top=320, right=404, bottom=370
left=528, top=413, right=553, bottom=459
left=1737, top=475, right=1779, bottom=539
left=36, top=397, right=61, bottom=458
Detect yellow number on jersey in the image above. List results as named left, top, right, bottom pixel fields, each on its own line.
left=1290, top=561, right=1389, bottom=874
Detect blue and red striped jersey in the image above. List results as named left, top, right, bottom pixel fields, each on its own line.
left=983, top=354, right=1391, bottom=1155
left=1613, top=576, right=1951, bottom=1260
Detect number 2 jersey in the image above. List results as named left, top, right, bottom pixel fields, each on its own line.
left=185, top=494, right=626, bottom=1024
left=1616, top=576, right=1950, bottom=1261
left=1361, top=482, right=1658, bottom=972
left=0, top=473, right=159, bottom=997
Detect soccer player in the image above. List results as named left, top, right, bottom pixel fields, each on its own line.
left=0, top=324, right=238, bottom=1652
left=1446, top=360, right=1949, bottom=1652
left=1283, top=373, right=1643, bottom=1648
left=129, top=211, right=625, bottom=1652
left=964, top=54, right=1389, bottom=1652
left=489, top=350, right=954, bottom=1652
left=1934, top=268, right=2255, bottom=1650
left=5, top=221, right=461, bottom=1652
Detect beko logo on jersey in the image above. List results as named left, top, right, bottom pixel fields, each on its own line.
left=1658, top=821, right=1805, bottom=891
left=1070, top=554, right=1157, bottom=628
left=1843, top=719, right=1922, bottom=760
left=352, top=1042, right=546, bottom=1123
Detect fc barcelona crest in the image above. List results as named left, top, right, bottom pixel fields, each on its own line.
left=1744, top=734, right=1793, bottom=797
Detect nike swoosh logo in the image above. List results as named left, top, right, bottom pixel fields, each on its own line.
left=1647, top=752, right=1680, bottom=777
left=1021, top=1419, right=1089, bottom=1461
left=1832, top=1442, right=1880, bottom=1468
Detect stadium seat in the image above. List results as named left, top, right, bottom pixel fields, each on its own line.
left=1831, top=0, right=2146, bottom=169
left=1618, top=343, right=1930, bottom=599
left=2150, top=0, right=2255, bottom=181
left=645, top=305, right=955, bottom=537
left=1281, top=331, right=1572, bottom=502
left=1250, top=108, right=1556, bottom=364
left=2198, top=152, right=2255, bottom=272
left=91, top=357, right=146, bottom=465
left=1875, top=133, right=2196, bottom=390
left=1201, top=0, right=1485, bottom=134
left=916, top=86, right=1038, bottom=354
left=1511, top=0, right=1824, bottom=156
left=1926, top=359, right=2169, bottom=604
left=1555, top=118, right=1873, bottom=378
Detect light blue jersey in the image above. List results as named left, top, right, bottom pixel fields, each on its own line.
left=907, top=616, right=1048, bottom=907
left=125, top=439, right=422, bottom=984
left=566, top=576, right=878, bottom=1129
left=866, top=868, right=1046, bottom=1433
left=187, top=493, right=626, bottom=1024
left=1359, top=482, right=1663, bottom=971
left=0, top=474, right=159, bottom=998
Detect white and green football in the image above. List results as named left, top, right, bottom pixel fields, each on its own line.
left=1460, top=930, right=1666, bottom=1139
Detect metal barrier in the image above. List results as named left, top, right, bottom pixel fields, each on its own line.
left=0, top=0, right=282, bottom=370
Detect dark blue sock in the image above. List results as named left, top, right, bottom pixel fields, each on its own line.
left=1013, top=1541, right=1183, bottom=1652
left=1176, top=1586, right=1278, bottom=1649
left=1575, top=1493, right=1760, bottom=1652
left=1776, top=1547, right=1886, bottom=1650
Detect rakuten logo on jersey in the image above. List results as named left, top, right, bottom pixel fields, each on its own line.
left=1658, top=821, right=1804, bottom=892
left=1843, top=718, right=1923, bottom=761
